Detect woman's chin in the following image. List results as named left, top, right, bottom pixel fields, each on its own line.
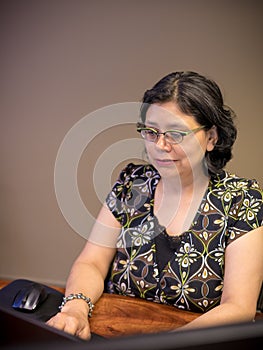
left=154, top=163, right=180, bottom=178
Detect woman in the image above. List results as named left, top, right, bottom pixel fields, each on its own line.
left=47, top=71, right=263, bottom=340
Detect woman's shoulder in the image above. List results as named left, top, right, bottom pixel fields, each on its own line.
left=211, top=170, right=262, bottom=194
left=208, top=171, right=263, bottom=233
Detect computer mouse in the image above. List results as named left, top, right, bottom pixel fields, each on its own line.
left=12, top=282, right=48, bottom=312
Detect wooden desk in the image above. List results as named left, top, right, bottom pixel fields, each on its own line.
left=90, top=293, right=198, bottom=337
left=1, top=279, right=262, bottom=338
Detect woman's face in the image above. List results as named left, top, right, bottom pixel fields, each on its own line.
left=144, top=101, right=217, bottom=179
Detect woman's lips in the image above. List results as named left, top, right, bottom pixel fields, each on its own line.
left=155, top=159, right=177, bottom=166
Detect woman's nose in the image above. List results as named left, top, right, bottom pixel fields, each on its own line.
left=156, top=134, right=172, bottom=151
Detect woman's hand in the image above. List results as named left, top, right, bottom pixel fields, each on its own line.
left=45, top=205, right=119, bottom=340
left=46, top=307, right=91, bottom=340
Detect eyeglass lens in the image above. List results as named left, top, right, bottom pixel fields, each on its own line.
left=141, top=129, right=183, bottom=144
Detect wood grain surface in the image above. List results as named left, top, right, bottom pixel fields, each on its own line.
left=89, top=293, right=198, bottom=338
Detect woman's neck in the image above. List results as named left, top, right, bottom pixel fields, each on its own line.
left=154, top=169, right=210, bottom=236
left=160, top=165, right=210, bottom=195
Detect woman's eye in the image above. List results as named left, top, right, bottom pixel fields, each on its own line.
left=146, top=130, right=156, bottom=135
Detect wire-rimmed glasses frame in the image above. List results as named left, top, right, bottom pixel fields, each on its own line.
left=136, top=122, right=205, bottom=144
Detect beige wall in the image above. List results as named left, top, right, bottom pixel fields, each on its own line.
left=1, top=0, right=262, bottom=286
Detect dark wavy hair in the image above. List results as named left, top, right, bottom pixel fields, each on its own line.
left=140, top=71, right=237, bottom=175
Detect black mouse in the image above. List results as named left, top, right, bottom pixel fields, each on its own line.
left=12, top=282, right=48, bottom=312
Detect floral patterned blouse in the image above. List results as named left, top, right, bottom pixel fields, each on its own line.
left=105, top=163, right=263, bottom=313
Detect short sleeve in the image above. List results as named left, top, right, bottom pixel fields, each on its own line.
left=226, top=179, right=263, bottom=245
left=105, top=163, right=136, bottom=224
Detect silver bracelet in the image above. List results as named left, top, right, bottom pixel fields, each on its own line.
left=59, top=293, right=94, bottom=317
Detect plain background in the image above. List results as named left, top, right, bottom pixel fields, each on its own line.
left=1, top=0, right=262, bottom=286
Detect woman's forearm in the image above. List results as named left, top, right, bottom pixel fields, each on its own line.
left=65, top=260, right=105, bottom=301
left=60, top=260, right=106, bottom=317
left=179, top=302, right=256, bottom=331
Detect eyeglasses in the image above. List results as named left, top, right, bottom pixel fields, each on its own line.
left=136, top=123, right=205, bottom=144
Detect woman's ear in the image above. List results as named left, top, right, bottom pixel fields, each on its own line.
left=206, top=125, right=218, bottom=152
